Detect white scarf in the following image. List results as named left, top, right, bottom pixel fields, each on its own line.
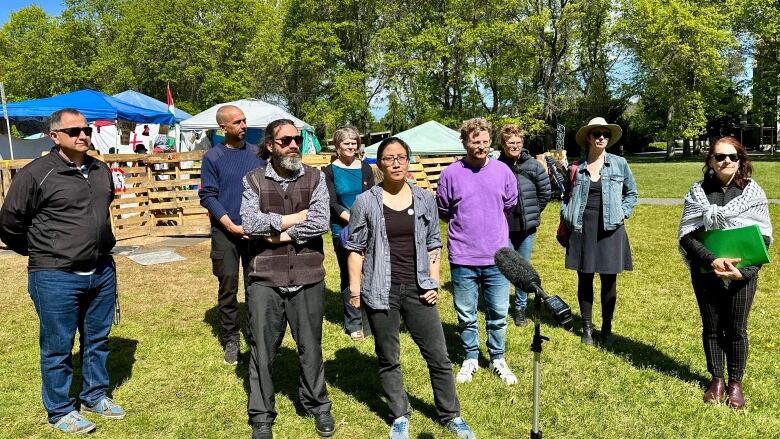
left=678, top=179, right=773, bottom=263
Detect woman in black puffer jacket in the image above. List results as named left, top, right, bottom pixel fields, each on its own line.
left=497, top=124, right=552, bottom=326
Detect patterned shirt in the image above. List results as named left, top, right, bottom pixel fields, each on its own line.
left=240, top=161, right=330, bottom=245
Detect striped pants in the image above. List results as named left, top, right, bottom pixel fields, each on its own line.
left=691, top=270, right=758, bottom=382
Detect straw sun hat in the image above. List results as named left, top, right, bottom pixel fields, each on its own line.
left=575, top=117, right=622, bottom=148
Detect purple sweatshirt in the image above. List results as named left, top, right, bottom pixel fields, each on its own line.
left=436, top=158, right=518, bottom=265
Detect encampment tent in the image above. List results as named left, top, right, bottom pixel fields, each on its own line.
left=0, top=134, right=52, bottom=159
left=180, top=99, right=320, bottom=154
left=0, top=89, right=176, bottom=125
left=113, top=90, right=192, bottom=122
left=364, top=120, right=463, bottom=158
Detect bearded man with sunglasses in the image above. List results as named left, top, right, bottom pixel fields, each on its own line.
left=0, top=108, right=125, bottom=434
left=240, top=119, right=334, bottom=439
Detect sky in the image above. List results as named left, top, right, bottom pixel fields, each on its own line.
left=2, top=0, right=64, bottom=25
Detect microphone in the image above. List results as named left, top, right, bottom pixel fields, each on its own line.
left=495, top=247, right=573, bottom=327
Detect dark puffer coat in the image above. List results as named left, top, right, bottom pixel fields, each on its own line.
left=499, top=150, right=552, bottom=233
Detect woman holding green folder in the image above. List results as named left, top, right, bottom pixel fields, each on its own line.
left=678, top=136, right=773, bottom=410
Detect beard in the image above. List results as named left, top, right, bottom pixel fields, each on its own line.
left=274, top=154, right=302, bottom=172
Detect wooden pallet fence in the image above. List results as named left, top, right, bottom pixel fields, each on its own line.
left=0, top=159, right=31, bottom=206
left=104, top=153, right=151, bottom=240
left=142, top=151, right=210, bottom=237
left=417, top=156, right=461, bottom=190
left=302, top=153, right=334, bottom=169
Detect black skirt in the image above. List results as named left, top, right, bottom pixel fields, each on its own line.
left=565, top=179, right=633, bottom=274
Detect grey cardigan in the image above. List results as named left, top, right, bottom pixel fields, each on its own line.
left=344, top=184, right=442, bottom=310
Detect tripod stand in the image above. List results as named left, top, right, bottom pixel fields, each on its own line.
left=530, top=293, right=549, bottom=439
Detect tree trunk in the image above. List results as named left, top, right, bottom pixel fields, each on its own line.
left=665, top=107, right=675, bottom=160
left=683, top=138, right=691, bottom=156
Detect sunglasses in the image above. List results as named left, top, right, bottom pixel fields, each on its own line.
left=380, top=155, right=408, bottom=165
left=713, top=153, right=739, bottom=162
left=53, top=126, right=93, bottom=137
left=590, top=130, right=611, bottom=139
left=275, top=135, right=303, bottom=146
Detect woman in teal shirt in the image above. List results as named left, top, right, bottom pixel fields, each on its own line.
left=322, top=125, right=375, bottom=341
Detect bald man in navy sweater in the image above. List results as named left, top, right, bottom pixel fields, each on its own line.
left=199, top=105, right=266, bottom=365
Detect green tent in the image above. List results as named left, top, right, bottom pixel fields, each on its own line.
left=364, top=120, right=463, bottom=158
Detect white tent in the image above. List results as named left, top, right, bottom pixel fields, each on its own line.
left=364, top=120, right=464, bottom=158
left=180, top=99, right=313, bottom=131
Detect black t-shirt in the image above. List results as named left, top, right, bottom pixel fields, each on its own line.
left=384, top=202, right=417, bottom=285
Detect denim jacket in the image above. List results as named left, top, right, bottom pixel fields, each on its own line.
left=345, top=184, right=441, bottom=310
left=561, top=153, right=638, bottom=232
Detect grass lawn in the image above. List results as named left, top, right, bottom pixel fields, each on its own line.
left=1, top=185, right=779, bottom=438
left=627, top=160, right=780, bottom=199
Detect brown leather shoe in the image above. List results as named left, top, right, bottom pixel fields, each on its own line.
left=727, top=380, right=745, bottom=409
left=703, top=377, right=725, bottom=404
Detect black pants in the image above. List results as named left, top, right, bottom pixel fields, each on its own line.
left=246, top=281, right=332, bottom=424
left=333, top=236, right=363, bottom=334
left=577, top=272, right=617, bottom=325
left=691, top=270, right=758, bottom=382
left=210, top=226, right=251, bottom=345
left=365, top=283, right=460, bottom=422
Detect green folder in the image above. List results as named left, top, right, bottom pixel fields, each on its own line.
left=696, top=224, right=771, bottom=270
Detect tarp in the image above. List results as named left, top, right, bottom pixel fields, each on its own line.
left=180, top=98, right=313, bottom=131
left=113, top=90, right=192, bottom=122
left=364, top=120, right=464, bottom=158
left=0, top=89, right=176, bottom=125
left=0, top=133, right=52, bottom=159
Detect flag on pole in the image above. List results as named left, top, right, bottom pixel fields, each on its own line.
left=166, top=82, right=176, bottom=119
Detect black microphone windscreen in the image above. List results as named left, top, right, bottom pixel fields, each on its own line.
left=494, top=247, right=541, bottom=292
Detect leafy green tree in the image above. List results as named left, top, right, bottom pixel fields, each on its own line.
left=618, top=0, right=738, bottom=156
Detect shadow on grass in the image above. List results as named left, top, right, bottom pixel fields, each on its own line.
left=554, top=310, right=707, bottom=385
left=324, top=346, right=440, bottom=424
left=203, top=303, right=250, bottom=349
left=70, top=336, right=138, bottom=401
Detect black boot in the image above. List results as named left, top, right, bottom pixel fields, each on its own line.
left=600, top=320, right=615, bottom=347
left=581, top=320, right=594, bottom=345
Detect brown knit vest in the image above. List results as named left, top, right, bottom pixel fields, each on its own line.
left=245, top=165, right=325, bottom=287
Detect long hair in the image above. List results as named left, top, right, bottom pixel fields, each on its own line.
left=703, top=136, right=752, bottom=189
left=259, top=118, right=296, bottom=160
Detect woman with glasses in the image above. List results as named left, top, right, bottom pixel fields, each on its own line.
left=678, top=136, right=772, bottom=409
left=345, top=137, right=475, bottom=439
left=497, top=124, right=551, bottom=326
left=322, top=125, right=375, bottom=341
left=561, top=117, right=638, bottom=346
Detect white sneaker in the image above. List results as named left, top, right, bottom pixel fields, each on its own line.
left=456, top=359, right=479, bottom=383
left=489, top=358, right=518, bottom=385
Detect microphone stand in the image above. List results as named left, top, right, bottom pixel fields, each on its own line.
left=530, top=292, right=548, bottom=439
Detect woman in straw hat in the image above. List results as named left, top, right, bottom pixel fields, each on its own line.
left=561, top=117, right=638, bottom=346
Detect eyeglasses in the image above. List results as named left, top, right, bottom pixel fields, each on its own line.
left=53, top=126, right=92, bottom=137
left=713, top=153, right=739, bottom=162
left=275, top=135, right=303, bottom=146
left=380, top=155, right=408, bottom=165
left=590, top=130, right=611, bottom=139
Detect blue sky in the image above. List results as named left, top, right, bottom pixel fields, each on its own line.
left=2, top=1, right=64, bottom=24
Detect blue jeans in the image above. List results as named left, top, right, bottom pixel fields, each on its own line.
left=509, top=231, right=537, bottom=310
left=28, top=260, right=117, bottom=423
left=450, top=264, right=509, bottom=361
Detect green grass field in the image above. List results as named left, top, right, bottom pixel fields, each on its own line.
left=628, top=159, right=780, bottom=199
left=1, top=169, right=779, bottom=438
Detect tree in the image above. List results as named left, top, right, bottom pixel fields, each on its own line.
left=619, top=0, right=738, bottom=157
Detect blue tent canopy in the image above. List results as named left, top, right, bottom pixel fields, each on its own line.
left=0, top=89, right=176, bottom=125
left=113, top=89, right=192, bottom=122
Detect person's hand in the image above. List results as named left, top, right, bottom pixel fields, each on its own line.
left=711, top=258, right=741, bottom=274
left=348, top=286, right=361, bottom=309
left=420, top=289, right=438, bottom=305
left=229, top=224, right=245, bottom=237
left=713, top=258, right=744, bottom=280
left=297, top=209, right=309, bottom=223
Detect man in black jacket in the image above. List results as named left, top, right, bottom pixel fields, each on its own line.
left=0, top=109, right=125, bottom=434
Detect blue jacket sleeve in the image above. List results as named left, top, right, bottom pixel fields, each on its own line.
left=198, top=154, right=228, bottom=221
